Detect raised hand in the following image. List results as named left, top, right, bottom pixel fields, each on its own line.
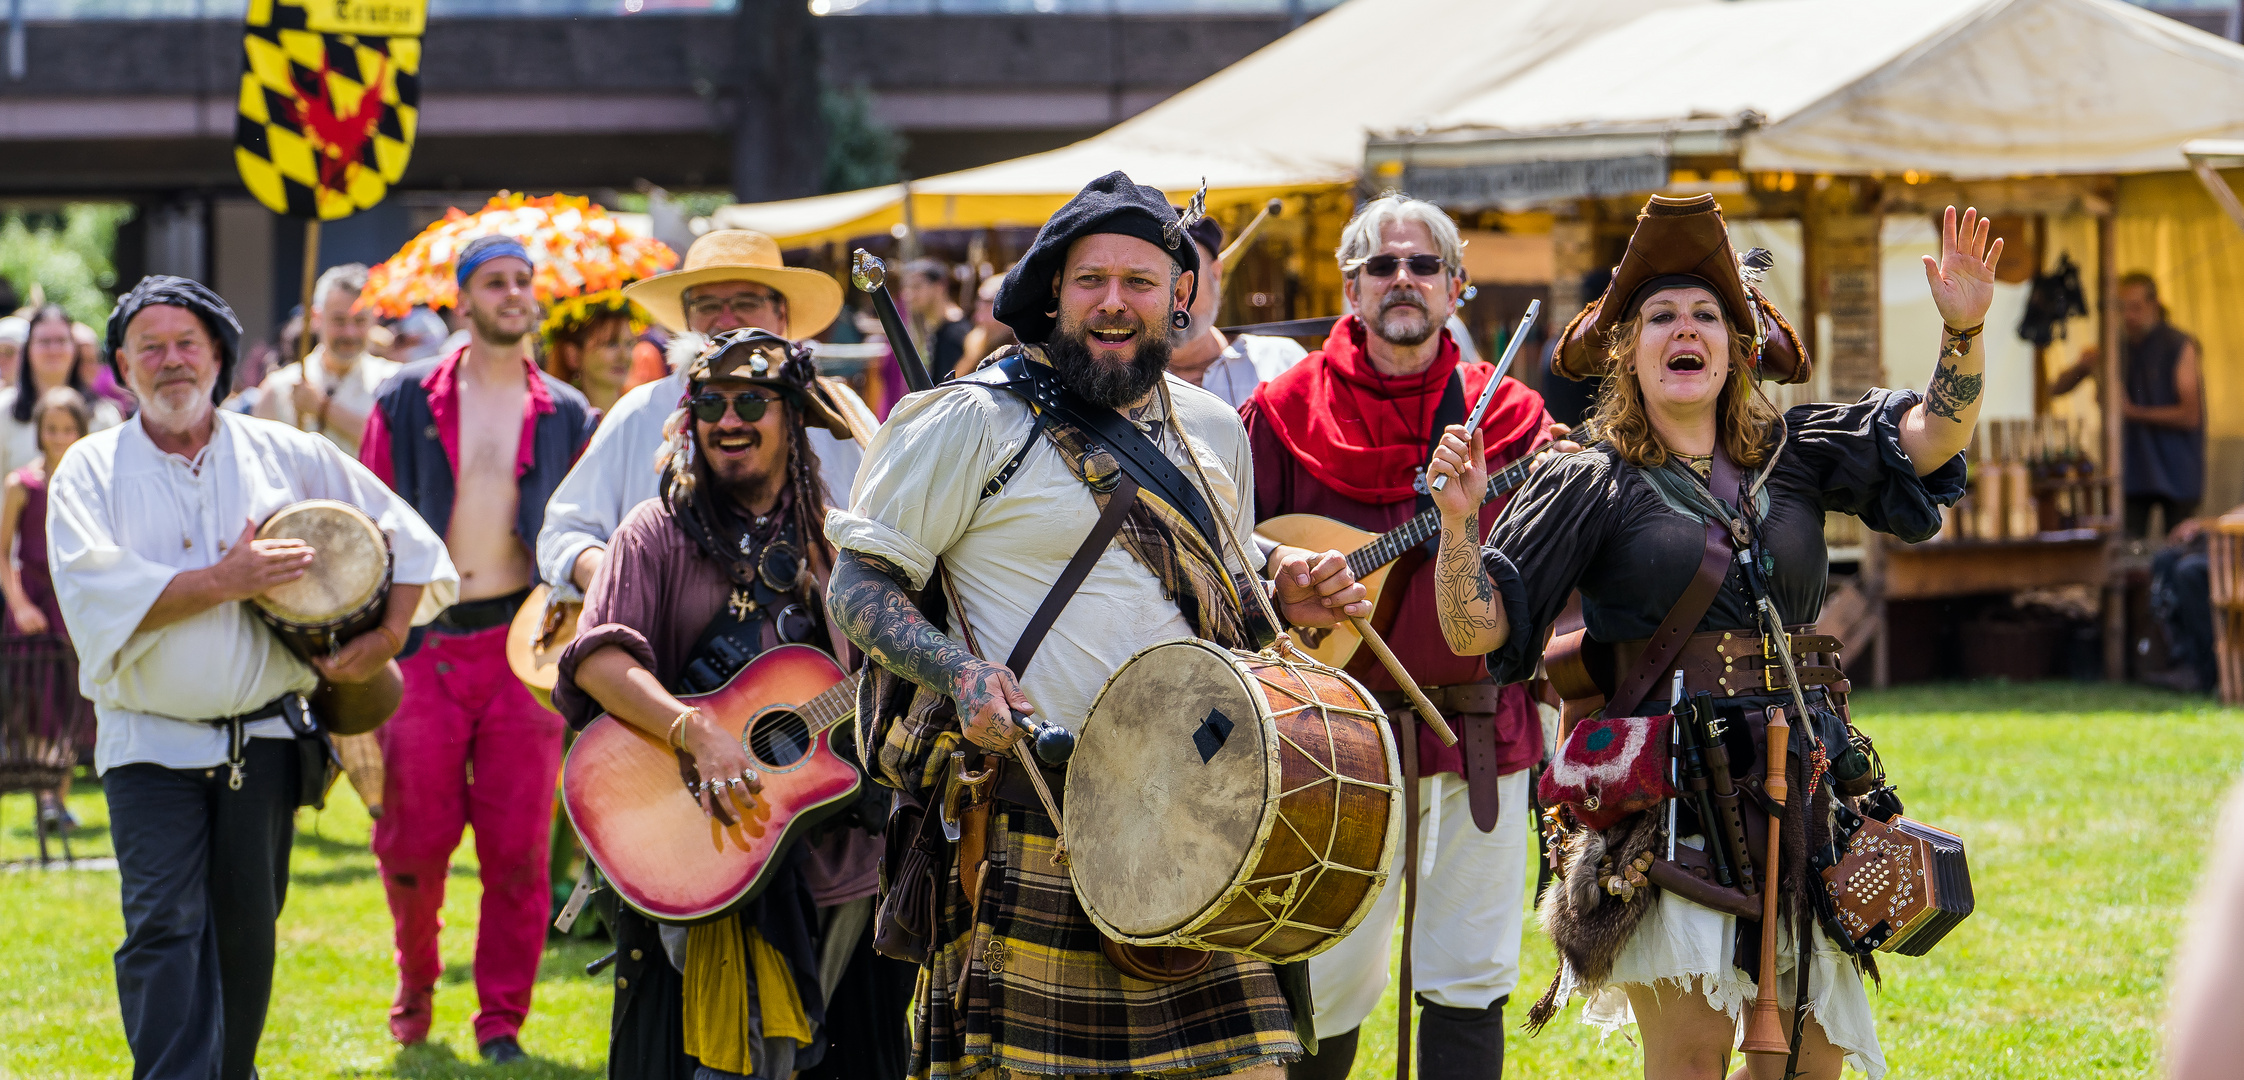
left=1426, top=425, right=1487, bottom=522
left=1922, top=205, right=2004, bottom=329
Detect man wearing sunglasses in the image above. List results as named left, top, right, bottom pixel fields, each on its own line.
left=552, top=328, right=875, bottom=1080
left=1242, top=194, right=1572, bottom=1080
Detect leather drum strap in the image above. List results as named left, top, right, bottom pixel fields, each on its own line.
left=1605, top=450, right=1744, bottom=718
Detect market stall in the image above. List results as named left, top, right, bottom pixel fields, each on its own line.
left=1363, top=0, right=2244, bottom=684
left=708, top=0, right=1705, bottom=333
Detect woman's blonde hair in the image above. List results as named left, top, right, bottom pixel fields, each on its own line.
left=1587, top=307, right=1782, bottom=469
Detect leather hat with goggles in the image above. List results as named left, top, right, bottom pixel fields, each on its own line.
left=685, top=327, right=852, bottom=439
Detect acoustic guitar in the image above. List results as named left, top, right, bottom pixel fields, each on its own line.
left=561, top=643, right=862, bottom=923
left=506, top=584, right=582, bottom=713
left=1256, top=452, right=1542, bottom=669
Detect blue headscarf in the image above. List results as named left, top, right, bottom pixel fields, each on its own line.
left=456, top=234, right=533, bottom=288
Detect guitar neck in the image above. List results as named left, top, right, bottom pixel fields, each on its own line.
left=1345, top=455, right=1538, bottom=579
left=804, top=673, right=862, bottom=735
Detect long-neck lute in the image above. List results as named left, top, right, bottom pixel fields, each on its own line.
left=1257, top=450, right=1544, bottom=670
left=1342, top=451, right=1542, bottom=581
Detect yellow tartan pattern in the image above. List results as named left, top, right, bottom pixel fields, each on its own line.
left=234, top=0, right=422, bottom=219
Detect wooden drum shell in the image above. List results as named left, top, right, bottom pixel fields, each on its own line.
left=1064, top=639, right=1401, bottom=965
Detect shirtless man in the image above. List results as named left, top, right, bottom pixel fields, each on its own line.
left=361, top=235, right=597, bottom=1064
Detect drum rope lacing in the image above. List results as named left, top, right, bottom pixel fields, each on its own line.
left=1183, top=643, right=1397, bottom=958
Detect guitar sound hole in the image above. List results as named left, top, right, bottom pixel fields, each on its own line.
left=747, top=710, right=813, bottom=768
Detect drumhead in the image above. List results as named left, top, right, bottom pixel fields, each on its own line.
left=253, top=500, right=390, bottom=625
left=1066, top=638, right=1274, bottom=939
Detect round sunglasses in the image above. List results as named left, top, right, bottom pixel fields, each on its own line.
left=689, top=390, right=789, bottom=424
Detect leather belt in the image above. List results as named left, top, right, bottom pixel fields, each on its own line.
left=1612, top=627, right=1847, bottom=701
left=988, top=752, right=1067, bottom=818
left=432, top=587, right=533, bottom=635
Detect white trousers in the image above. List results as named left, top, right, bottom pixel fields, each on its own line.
left=1307, top=768, right=1532, bottom=1037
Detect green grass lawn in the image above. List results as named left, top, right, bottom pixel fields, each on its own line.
left=1, top=681, right=2233, bottom=1078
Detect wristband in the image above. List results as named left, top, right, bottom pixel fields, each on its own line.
left=1940, top=322, right=1984, bottom=363
left=372, top=624, right=405, bottom=655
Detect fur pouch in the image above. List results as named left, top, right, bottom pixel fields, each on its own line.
left=1524, top=810, right=1665, bottom=1032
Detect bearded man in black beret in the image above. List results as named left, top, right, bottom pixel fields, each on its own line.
left=825, top=172, right=1370, bottom=1078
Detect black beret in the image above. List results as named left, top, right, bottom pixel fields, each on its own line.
left=994, top=171, right=1201, bottom=343
left=105, top=275, right=245, bottom=406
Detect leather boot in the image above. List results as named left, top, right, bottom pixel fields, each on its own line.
left=1284, top=1025, right=1360, bottom=1080
left=1416, top=994, right=1506, bottom=1080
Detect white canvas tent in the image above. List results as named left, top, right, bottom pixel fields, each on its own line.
left=1376, top=0, right=2244, bottom=181
left=712, top=0, right=1705, bottom=246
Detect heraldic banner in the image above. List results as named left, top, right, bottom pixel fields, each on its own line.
left=234, top=0, right=427, bottom=221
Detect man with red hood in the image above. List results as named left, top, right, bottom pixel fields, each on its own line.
left=1243, top=194, right=1569, bottom=1080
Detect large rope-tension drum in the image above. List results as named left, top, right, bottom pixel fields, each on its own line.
left=1064, top=638, right=1401, bottom=964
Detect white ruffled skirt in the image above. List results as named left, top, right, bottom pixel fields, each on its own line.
left=1558, top=887, right=1886, bottom=1078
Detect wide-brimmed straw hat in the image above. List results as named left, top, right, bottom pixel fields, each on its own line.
left=1552, top=194, right=1809, bottom=385
left=623, top=230, right=843, bottom=340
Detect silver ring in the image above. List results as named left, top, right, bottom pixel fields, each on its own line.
left=728, top=776, right=746, bottom=789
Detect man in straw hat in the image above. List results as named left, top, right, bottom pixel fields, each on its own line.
left=554, top=328, right=872, bottom=1080
left=827, top=170, right=1368, bottom=1079
left=537, top=233, right=896, bottom=1077
left=540, top=229, right=865, bottom=600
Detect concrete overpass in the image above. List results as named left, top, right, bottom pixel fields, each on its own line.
left=0, top=7, right=1302, bottom=340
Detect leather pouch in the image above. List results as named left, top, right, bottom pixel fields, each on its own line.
left=1100, top=938, right=1213, bottom=984
left=872, top=786, right=945, bottom=965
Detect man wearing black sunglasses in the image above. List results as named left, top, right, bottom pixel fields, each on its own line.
left=1243, top=193, right=1575, bottom=1080
left=553, top=328, right=881, bottom=1080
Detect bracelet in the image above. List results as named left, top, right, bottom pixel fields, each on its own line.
left=372, top=624, right=404, bottom=655
left=668, top=708, right=698, bottom=750
left=1939, top=323, right=1984, bottom=363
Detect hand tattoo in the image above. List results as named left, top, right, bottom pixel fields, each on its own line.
left=1434, top=519, right=1502, bottom=654
left=1926, top=359, right=1982, bottom=422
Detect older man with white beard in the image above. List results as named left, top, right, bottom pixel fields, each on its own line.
left=47, top=276, right=455, bottom=1080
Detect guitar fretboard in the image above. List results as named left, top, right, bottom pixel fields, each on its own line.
left=1345, top=455, right=1540, bottom=579
left=804, top=673, right=862, bottom=735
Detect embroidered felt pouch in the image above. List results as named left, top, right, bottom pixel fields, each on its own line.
left=1538, top=713, right=1677, bottom=832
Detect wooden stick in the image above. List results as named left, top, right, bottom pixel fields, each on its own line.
left=1741, top=707, right=1791, bottom=1056
left=1350, top=614, right=1456, bottom=746
left=296, top=218, right=321, bottom=365
left=1218, top=198, right=1283, bottom=271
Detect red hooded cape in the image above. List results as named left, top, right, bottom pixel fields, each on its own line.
left=1248, top=316, right=1547, bottom=503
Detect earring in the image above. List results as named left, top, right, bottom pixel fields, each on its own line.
left=1171, top=309, right=1191, bottom=331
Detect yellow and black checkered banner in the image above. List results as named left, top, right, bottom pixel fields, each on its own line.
left=234, top=0, right=426, bottom=220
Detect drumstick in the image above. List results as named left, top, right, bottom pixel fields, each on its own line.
left=1429, top=300, right=1540, bottom=493
left=1350, top=615, right=1457, bottom=747
left=1741, top=707, right=1791, bottom=1056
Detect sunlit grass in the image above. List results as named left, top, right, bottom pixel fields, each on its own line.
left=0, top=682, right=2228, bottom=1077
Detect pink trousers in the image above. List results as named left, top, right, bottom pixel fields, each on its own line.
left=372, top=624, right=563, bottom=1044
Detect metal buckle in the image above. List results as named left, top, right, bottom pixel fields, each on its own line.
left=1762, top=632, right=1786, bottom=693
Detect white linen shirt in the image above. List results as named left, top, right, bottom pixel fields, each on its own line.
left=536, top=369, right=866, bottom=592
left=47, top=411, right=458, bottom=773
left=1197, top=334, right=1308, bottom=410
left=827, top=369, right=1259, bottom=732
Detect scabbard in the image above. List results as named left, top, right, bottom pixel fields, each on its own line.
left=1648, top=857, right=1760, bottom=919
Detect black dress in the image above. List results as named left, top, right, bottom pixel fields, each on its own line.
left=1480, top=389, right=1965, bottom=683
left=1474, top=389, right=1965, bottom=1075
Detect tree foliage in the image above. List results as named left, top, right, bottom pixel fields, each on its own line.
left=0, top=204, right=131, bottom=323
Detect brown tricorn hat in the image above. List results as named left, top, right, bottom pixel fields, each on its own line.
left=1552, top=194, right=1809, bottom=385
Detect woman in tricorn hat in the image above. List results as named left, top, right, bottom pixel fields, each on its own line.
left=1425, top=195, right=2001, bottom=1079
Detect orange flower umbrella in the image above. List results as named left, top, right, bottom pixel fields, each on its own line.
left=362, top=192, right=678, bottom=340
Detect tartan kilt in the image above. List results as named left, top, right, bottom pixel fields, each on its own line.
left=914, top=800, right=1303, bottom=1079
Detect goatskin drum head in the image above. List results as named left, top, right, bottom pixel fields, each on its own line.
left=1066, top=638, right=1274, bottom=939
left=253, top=499, right=388, bottom=625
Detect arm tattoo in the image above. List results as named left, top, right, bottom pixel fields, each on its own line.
left=829, top=552, right=978, bottom=696
left=1926, top=359, right=1982, bottom=422
left=1434, top=521, right=1503, bottom=654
